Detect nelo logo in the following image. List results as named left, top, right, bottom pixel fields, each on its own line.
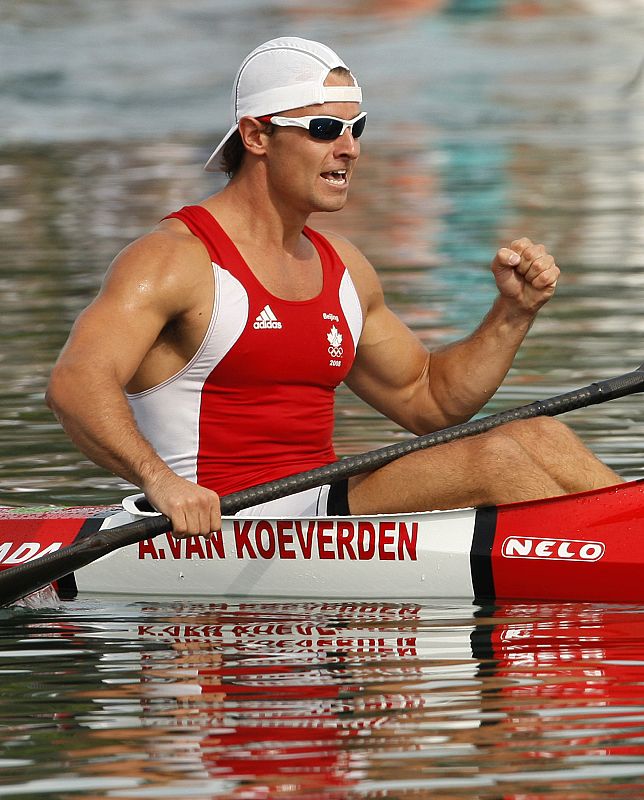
left=501, top=536, right=605, bottom=562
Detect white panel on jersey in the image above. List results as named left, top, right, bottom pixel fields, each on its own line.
left=339, top=269, right=363, bottom=350
left=127, top=263, right=249, bottom=482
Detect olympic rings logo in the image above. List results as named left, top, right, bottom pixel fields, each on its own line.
left=328, top=346, right=344, bottom=358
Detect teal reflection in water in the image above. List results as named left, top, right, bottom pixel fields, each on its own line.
left=445, top=0, right=504, bottom=14
left=435, top=141, right=509, bottom=329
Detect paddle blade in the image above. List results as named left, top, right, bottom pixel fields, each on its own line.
left=0, top=514, right=171, bottom=607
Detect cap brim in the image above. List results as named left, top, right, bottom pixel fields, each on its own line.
left=204, top=123, right=238, bottom=172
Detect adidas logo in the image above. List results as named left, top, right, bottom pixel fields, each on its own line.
left=253, top=304, right=283, bottom=330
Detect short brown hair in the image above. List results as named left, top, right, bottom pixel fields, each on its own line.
left=219, top=130, right=245, bottom=178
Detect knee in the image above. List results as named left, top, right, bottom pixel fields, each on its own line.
left=503, top=416, right=575, bottom=445
left=472, top=427, right=530, bottom=469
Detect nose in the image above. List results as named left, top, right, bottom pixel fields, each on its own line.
left=333, top=127, right=360, bottom=159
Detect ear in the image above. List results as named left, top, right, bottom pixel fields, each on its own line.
left=238, top=116, right=270, bottom=156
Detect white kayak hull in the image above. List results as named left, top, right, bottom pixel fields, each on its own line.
left=2, top=479, right=644, bottom=602
left=76, top=506, right=475, bottom=598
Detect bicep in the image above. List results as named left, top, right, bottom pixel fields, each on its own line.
left=55, top=288, right=168, bottom=388
left=324, top=232, right=440, bottom=432
left=345, top=300, right=439, bottom=432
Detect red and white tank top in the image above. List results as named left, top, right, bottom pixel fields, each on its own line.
left=127, top=205, right=363, bottom=496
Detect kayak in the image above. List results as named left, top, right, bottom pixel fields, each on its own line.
left=1, top=479, right=644, bottom=603
left=3, top=365, right=644, bottom=606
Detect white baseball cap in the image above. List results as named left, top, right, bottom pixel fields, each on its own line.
left=204, top=36, right=362, bottom=172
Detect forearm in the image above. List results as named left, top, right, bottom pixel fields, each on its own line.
left=46, top=365, right=173, bottom=492
left=347, top=237, right=558, bottom=436
left=424, top=295, right=536, bottom=427
left=423, top=237, right=560, bottom=427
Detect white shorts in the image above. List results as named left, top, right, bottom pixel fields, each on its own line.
left=234, top=485, right=332, bottom=518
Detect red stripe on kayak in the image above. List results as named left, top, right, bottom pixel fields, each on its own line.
left=491, top=480, right=644, bottom=603
left=0, top=516, right=103, bottom=572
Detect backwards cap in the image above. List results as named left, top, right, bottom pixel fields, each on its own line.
left=204, top=36, right=362, bottom=171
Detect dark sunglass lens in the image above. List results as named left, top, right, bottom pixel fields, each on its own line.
left=352, top=115, right=367, bottom=139
left=308, top=118, right=343, bottom=140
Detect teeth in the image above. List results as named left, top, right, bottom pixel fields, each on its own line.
left=323, top=170, right=347, bottom=185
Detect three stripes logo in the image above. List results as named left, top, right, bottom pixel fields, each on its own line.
left=253, top=304, right=283, bottom=330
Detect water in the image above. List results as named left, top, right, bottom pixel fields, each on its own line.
left=2, top=0, right=644, bottom=796
left=4, top=599, right=644, bottom=798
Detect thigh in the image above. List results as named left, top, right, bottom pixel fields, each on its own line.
left=347, top=428, right=562, bottom=514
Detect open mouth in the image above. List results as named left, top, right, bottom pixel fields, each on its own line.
left=321, top=169, right=348, bottom=186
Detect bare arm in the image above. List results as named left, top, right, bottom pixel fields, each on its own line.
left=46, top=228, right=222, bottom=536
left=333, top=236, right=559, bottom=434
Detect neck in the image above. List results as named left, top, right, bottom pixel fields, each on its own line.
left=203, top=164, right=310, bottom=255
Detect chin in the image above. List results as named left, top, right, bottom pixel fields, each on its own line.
left=313, top=194, right=349, bottom=214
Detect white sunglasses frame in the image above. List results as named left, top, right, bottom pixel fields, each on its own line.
left=264, top=111, right=368, bottom=140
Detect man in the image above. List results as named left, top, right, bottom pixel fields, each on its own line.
left=46, top=37, right=620, bottom=538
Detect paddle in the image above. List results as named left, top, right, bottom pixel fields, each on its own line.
left=1, top=362, right=644, bottom=607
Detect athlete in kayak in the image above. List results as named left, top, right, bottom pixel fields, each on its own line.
left=46, top=37, right=621, bottom=537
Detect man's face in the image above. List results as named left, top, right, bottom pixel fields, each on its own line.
left=261, top=72, right=363, bottom=215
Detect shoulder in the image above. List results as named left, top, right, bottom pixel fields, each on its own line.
left=114, top=218, right=209, bottom=278
left=100, top=220, right=213, bottom=314
left=314, top=229, right=385, bottom=309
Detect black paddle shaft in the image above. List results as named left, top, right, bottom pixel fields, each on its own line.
left=1, top=363, right=643, bottom=607
left=221, top=363, right=644, bottom=513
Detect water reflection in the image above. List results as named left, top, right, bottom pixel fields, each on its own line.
left=4, top=600, right=644, bottom=796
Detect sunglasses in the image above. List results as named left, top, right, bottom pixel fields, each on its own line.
left=258, top=112, right=367, bottom=141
